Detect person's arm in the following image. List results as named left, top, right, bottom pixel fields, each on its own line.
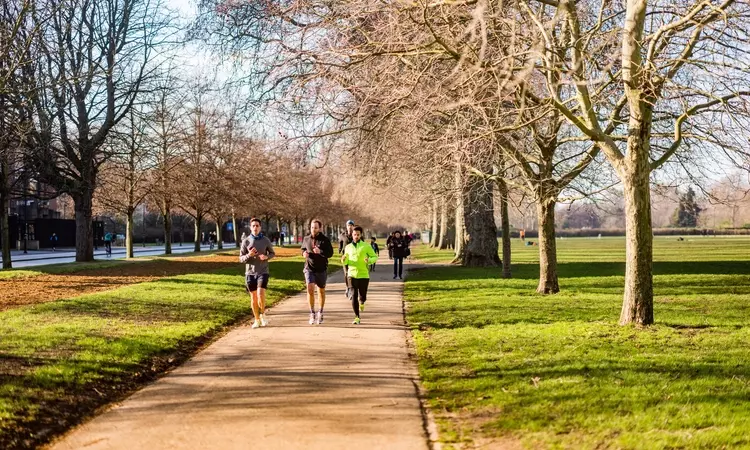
left=239, top=240, right=252, bottom=263
left=341, top=245, right=350, bottom=265
left=367, top=245, right=378, bottom=264
left=323, top=237, right=334, bottom=258
left=301, top=237, right=309, bottom=257
left=338, top=236, right=344, bottom=254
left=264, top=238, right=275, bottom=260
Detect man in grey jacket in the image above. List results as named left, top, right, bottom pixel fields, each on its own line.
left=240, top=218, right=276, bottom=328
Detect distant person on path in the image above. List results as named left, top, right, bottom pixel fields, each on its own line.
left=49, top=233, right=58, bottom=251
left=342, top=226, right=378, bottom=325
left=369, top=236, right=380, bottom=272
left=279, top=232, right=285, bottom=246
left=388, top=231, right=408, bottom=279
left=386, top=231, right=395, bottom=259
left=520, top=229, right=526, bottom=242
left=239, top=218, right=275, bottom=329
left=104, top=232, right=113, bottom=256
left=338, top=220, right=355, bottom=299
left=302, top=219, right=334, bottom=325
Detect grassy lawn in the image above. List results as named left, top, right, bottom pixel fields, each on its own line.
left=407, top=237, right=750, bottom=449
left=0, top=256, right=340, bottom=449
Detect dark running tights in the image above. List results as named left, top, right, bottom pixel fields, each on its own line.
left=349, top=277, right=370, bottom=317
left=393, top=257, right=404, bottom=278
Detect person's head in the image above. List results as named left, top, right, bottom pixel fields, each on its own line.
left=394, top=230, right=402, bottom=238
left=370, top=236, right=376, bottom=242
left=346, top=220, right=355, bottom=233
left=310, top=219, right=322, bottom=235
left=250, top=218, right=262, bottom=235
left=353, top=226, right=364, bottom=242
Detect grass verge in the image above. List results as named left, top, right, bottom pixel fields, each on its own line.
left=406, top=238, right=750, bottom=449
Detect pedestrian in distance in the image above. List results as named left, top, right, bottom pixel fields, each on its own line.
left=388, top=231, right=408, bottom=279
left=338, top=219, right=355, bottom=299
left=342, top=226, right=378, bottom=325
left=239, top=218, right=276, bottom=329
left=369, top=236, right=380, bottom=272
left=103, top=232, right=113, bottom=257
left=386, top=231, right=395, bottom=259
left=49, top=233, right=58, bottom=252
left=302, top=219, right=334, bottom=325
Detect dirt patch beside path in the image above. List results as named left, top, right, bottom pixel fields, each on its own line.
left=0, top=247, right=300, bottom=311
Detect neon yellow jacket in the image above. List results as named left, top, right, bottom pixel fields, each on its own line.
left=342, top=239, right=379, bottom=279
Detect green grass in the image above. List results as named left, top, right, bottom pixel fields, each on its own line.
left=0, top=256, right=340, bottom=449
left=406, top=237, right=750, bottom=449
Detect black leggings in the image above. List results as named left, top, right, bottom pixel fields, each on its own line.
left=393, top=257, right=404, bottom=277
left=349, top=277, right=370, bottom=317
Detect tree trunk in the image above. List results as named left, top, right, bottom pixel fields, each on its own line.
left=438, top=195, right=449, bottom=250
left=452, top=169, right=466, bottom=263
left=498, top=180, right=512, bottom=278
left=74, top=190, right=95, bottom=262
left=194, top=214, right=202, bottom=252
left=126, top=209, right=135, bottom=258
left=232, top=212, right=240, bottom=247
left=162, top=203, right=172, bottom=255
left=619, top=161, right=654, bottom=325
left=215, top=220, right=223, bottom=250
left=536, top=197, right=559, bottom=293
left=292, top=218, right=298, bottom=243
left=1, top=191, right=11, bottom=269
left=461, top=177, right=500, bottom=267
left=429, top=198, right=439, bottom=247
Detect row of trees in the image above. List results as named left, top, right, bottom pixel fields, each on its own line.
left=196, top=0, right=750, bottom=325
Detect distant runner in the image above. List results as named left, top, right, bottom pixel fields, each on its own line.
left=239, top=218, right=275, bottom=329
left=338, top=220, right=355, bottom=298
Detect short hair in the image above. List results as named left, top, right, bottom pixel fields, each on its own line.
left=353, top=226, right=364, bottom=233
left=250, top=217, right=261, bottom=225
left=310, top=219, right=322, bottom=228
left=370, top=236, right=376, bottom=240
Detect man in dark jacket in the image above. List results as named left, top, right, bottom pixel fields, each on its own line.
left=388, top=231, right=408, bottom=279
left=302, top=219, right=334, bottom=325
left=338, top=219, right=355, bottom=298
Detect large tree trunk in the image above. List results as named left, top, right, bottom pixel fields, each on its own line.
left=193, top=214, right=202, bottom=252
left=1, top=191, right=11, bottom=269
left=461, top=177, right=500, bottom=267
left=498, top=179, right=512, bottom=278
left=536, top=197, right=559, bottom=293
left=429, top=198, right=439, bottom=247
left=126, top=209, right=135, bottom=258
left=232, top=212, right=240, bottom=247
left=292, top=218, right=298, bottom=243
left=74, top=190, right=94, bottom=262
left=438, top=195, right=449, bottom=250
left=619, top=151, right=654, bottom=325
left=215, top=220, right=223, bottom=250
left=452, top=168, right=466, bottom=262
left=162, top=202, right=172, bottom=255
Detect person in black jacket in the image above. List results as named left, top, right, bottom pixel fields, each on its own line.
left=388, top=231, right=408, bottom=279
left=302, top=219, right=334, bottom=325
left=338, top=220, right=355, bottom=298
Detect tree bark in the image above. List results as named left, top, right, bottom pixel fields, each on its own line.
left=193, top=214, right=202, bottom=252
left=462, top=177, right=500, bottom=267
left=498, top=179, right=512, bottom=278
left=429, top=198, right=439, bottom=247
left=162, top=203, right=172, bottom=255
left=126, top=209, right=135, bottom=258
left=1, top=191, right=11, bottom=269
left=74, top=190, right=94, bottom=262
left=215, top=220, right=223, bottom=250
left=452, top=167, right=466, bottom=263
left=232, top=212, right=240, bottom=247
left=619, top=155, right=654, bottom=325
left=536, top=197, right=559, bottom=294
left=438, top=195, right=449, bottom=250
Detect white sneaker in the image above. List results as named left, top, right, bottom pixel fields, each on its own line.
left=260, top=314, right=268, bottom=327
left=309, top=312, right=316, bottom=325
left=251, top=319, right=261, bottom=329
left=316, top=311, right=324, bottom=325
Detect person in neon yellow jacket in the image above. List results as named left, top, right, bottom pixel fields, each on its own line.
left=341, top=226, right=378, bottom=324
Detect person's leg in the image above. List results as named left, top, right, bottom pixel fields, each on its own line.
left=344, top=265, right=351, bottom=298
left=398, top=257, right=404, bottom=278
left=350, top=277, right=360, bottom=318
left=306, top=283, right=316, bottom=311
left=359, top=278, right=370, bottom=305
left=250, top=291, right=260, bottom=320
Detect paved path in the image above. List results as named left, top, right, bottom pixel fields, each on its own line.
left=49, top=263, right=429, bottom=450
left=3, top=245, right=216, bottom=268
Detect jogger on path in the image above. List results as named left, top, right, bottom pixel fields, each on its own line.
left=338, top=220, right=355, bottom=298
left=302, top=219, right=334, bottom=325
left=239, top=218, right=276, bottom=328
left=341, top=226, right=378, bottom=324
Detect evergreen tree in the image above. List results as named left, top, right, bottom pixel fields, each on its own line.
left=671, top=187, right=702, bottom=227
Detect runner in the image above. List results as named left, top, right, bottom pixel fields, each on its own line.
left=338, top=220, right=355, bottom=299
left=388, top=230, right=408, bottom=279
left=342, top=226, right=378, bottom=325
left=239, top=218, right=276, bottom=329
left=369, top=236, right=380, bottom=272
left=104, top=232, right=113, bottom=257
left=302, top=219, right=334, bottom=325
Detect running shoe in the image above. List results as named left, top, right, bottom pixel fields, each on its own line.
left=316, top=311, right=324, bottom=324
left=260, top=314, right=268, bottom=327
left=251, top=319, right=261, bottom=329
left=360, top=302, right=365, bottom=312
left=309, top=312, right=316, bottom=325
left=352, top=317, right=360, bottom=325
